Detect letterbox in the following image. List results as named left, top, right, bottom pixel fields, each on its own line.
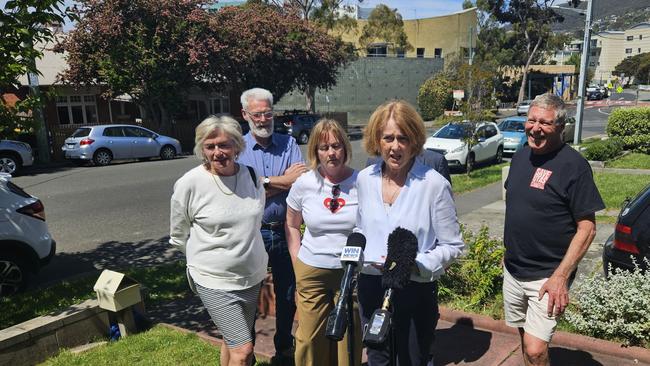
left=93, top=269, right=142, bottom=312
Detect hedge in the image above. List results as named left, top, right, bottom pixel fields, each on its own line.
left=606, top=107, right=650, bottom=153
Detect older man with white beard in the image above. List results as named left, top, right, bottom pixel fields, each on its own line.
left=237, top=87, right=307, bottom=365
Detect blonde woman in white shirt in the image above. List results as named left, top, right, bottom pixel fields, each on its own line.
left=285, top=119, right=361, bottom=366
left=170, top=115, right=267, bottom=366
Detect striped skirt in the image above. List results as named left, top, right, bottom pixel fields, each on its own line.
left=195, top=282, right=261, bottom=348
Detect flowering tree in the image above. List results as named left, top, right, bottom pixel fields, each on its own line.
left=58, top=1, right=353, bottom=131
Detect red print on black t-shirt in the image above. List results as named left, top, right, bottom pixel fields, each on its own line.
left=530, top=168, right=553, bottom=190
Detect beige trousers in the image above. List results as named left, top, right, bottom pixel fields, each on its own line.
left=293, top=258, right=362, bottom=366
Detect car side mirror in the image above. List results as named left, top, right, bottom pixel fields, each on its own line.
left=478, top=136, right=486, bottom=142
left=152, top=134, right=159, bottom=139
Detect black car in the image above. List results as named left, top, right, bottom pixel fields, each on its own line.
left=274, top=111, right=321, bottom=144
left=586, top=90, right=603, bottom=100
left=602, top=183, right=650, bottom=276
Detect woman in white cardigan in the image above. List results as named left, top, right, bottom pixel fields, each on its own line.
left=170, top=115, right=267, bottom=366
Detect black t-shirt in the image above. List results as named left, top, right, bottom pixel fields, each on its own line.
left=504, top=144, right=605, bottom=279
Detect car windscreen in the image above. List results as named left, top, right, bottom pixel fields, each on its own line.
left=71, top=128, right=91, bottom=138
left=499, top=120, right=525, bottom=132
left=434, top=124, right=471, bottom=139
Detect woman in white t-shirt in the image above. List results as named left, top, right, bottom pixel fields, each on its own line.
left=285, top=119, right=361, bottom=366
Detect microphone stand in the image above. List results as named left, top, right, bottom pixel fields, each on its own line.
left=346, top=277, right=356, bottom=366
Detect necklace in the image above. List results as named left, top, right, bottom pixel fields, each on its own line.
left=210, top=168, right=238, bottom=196
left=383, top=175, right=401, bottom=206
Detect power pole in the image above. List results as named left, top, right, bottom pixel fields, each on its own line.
left=574, top=0, right=594, bottom=145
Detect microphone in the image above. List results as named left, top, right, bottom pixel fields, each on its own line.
left=325, top=232, right=367, bottom=341
left=363, top=227, right=418, bottom=347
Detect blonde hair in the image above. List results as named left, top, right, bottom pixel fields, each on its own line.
left=363, top=100, right=426, bottom=157
left=306, top=118, right=352, bottom=170
left=193, top=115, right=245, bottom=159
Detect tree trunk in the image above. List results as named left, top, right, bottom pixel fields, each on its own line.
left=304, top=86, right=316, bottom=113
left=517, top=37, right=543, bottom=104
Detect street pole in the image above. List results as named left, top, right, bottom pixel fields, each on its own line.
left=26, top=38, right=51, bottom=163
left=574, top=0, right=594, bottom=145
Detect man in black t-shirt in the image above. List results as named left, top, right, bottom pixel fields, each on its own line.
left=503, top=94, right=604, bottom=366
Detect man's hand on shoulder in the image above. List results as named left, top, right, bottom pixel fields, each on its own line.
left=539, top=274, right=569, bottom=317
left=283, top=163, right=307, bottom=184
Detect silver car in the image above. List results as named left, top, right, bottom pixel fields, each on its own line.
left=61, top=125, right=181, bottom=166
left=0, top=140, right=34, bottom=175
left=516, top=100, right=532, bottom=116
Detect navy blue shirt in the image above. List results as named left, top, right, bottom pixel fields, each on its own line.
left=238, top=132, right=303, bottom=223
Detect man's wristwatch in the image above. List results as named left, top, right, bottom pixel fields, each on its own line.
left=263, top=176, right=270, bottom=189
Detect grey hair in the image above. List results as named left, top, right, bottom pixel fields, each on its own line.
left=240, top=88, right=273, bottom=110
left=529, top=93, right=567, bottom=126
left=193, top=114, right=245, bottom=160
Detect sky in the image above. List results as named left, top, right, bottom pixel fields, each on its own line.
left=350, top=0, right=467, bottom=19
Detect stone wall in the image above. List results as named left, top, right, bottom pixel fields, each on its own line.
left=275, top=57, right=444, bottom=125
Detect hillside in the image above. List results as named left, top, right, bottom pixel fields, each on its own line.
left=552, top=0, right=650, bottom=34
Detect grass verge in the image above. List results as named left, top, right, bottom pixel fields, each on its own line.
left=594, top=172, right=650, bottom=210
left=452, top=163, right=508, bottom=195
left=605, top=153, right=650, bottom=169
left=41, top=324, right=271, bottom=365
left=1, top=261, right=189, bottom=330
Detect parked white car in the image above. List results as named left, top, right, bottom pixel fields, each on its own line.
left=424, top=122, right=504, bottom=171
left=0, top=140, right=34, bottom=175
left=0, top=173, right=55, bottom=295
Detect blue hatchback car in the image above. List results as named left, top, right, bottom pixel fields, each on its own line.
left=497, top=117, right=527, bottom=154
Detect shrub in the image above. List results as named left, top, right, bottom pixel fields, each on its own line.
left=606, top=107, right=650, bottom=152
left=438, top=226, right=505, bottom=309
left=582, top=138, right=624, bottom=161
left=418, top=75, right=454, bottom=121
left=565, top=259, right=650, bottom=346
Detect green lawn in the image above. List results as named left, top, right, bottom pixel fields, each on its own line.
left=1, top=262, right=189, bottom=330
left=594, top=172, right=650, bottom=210
left=452, top=163, right=508, bottom=194
left=605, top=153, right=650, bottom=169
left=41, top=325, right=270, bottom=365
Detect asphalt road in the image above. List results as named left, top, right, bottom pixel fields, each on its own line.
left=12, top=97, right=619, bottom=288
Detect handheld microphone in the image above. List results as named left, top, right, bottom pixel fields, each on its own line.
left=363, top=227, right=418, bottom=347
left=325, top=232, right=366, bottom=341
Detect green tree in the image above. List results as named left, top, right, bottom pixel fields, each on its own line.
left=358, top=4, right=413, bottom=56
left=479, top=0, right=565, bottom=103
left=613, top=52, right=650, bottom=84
left=1, top=0, right=71, bottom=138
left=565, top=53, right=594, bottom=84
left=417, top=75, right=454, bottom=121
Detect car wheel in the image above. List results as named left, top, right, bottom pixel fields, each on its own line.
left=465, top=153, right=475, bottom=173
left=160, top=145, right=176, bottom=160
left=93, top=149, right=113, bottom=166
left=495, top=146, right=503, bottom=164
left=0, top=153, right=20, bottom=175
left=298, top=131, right=309, bottom=145
left=0, top=254, right=28, bottom=296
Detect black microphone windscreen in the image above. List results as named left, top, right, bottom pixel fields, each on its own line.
left=382, top=227, right=418, bottom=289
left=346, top=232, right=367, bottom=250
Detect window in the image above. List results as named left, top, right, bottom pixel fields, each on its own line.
left=641, top=35, right=644, bottom=40
left=416, top=48, right=425, bottom=58
left=56, top=95, right=98, bottom=125
left=124, top=126, right=154, bottom=138
left=627, top=35, right=634, bottom=41
left=396, top=48, right=405, bottom=58
left=209, top=96, right=230, bottom=114
left=639, top=48, right=642, bottom=53
left=625, top=48, right=633, bottom=54
left=589, top=61, right=595, bottom=66
left=434, top=48, right=442, bottom=58
left=367, top=45, right=387, bottom=57
left=102, top=127, right=124, bottom=137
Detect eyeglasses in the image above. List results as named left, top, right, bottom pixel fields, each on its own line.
left=246, top=110, right=274, bottom=119
left=329, top=184, right=341, bottom=213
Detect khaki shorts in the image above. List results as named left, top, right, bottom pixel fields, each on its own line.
left=502, top=265, right=556, bottom=343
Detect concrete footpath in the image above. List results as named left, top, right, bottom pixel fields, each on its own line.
left=148, top=184, right=650, bottom=365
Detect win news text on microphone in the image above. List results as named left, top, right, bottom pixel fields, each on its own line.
left=362, top=227, right=419, bottom=346
left=325, top=232, right=366, bottom=341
